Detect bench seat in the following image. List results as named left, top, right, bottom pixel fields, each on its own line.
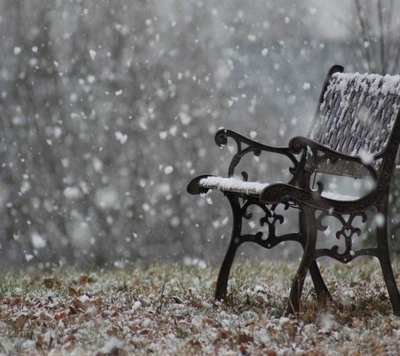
left=199, top=176, right=359, bottom=201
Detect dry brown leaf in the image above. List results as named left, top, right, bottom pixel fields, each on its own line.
left=89, top=299, right=100, bottom=308
left=63, top=334, right=75, bottom=345
left=238, top=332, right=254, bottom=344
left=36, top=334, right=45, bottom=349
left=202, top=317, right=214, bottom=325
left=79, top=275, right=88, bottom=286
left=172, top=296, right=183, bottom=304
left=188, top=339, right=202, bottom=348
left=14, top=314, right=28, bottom=331
left=54, top=312, right=66, bottom=321
left=43, top=278, right=55, bottom=288
left=191, top=326, right=200, bottom=334
left=217, top=329, right=230, bottom=339
left=191, top=301, right=203, bottom=308
left=239, top=344, right=247, bottom=353
left=132, top=277, right=140, bottom=286
left=68, top=287, right=79, bottom=296
left=10, top=297, right=22, bottom=307
left=73, top=298, right=86, bottom=311
left=68, top=306, right=79, bottom=315
left=106, top=326, right=120, bottom=336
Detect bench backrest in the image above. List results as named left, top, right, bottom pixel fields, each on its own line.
left=307, top=65, right=400, bottom=178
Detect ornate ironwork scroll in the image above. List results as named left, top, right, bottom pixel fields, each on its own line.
left=315, top=211, right=368, bottom=263
left=214, top=129, right=300, bottom=178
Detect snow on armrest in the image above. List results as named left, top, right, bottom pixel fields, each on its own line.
left=199, top=177, right=269, bottom=195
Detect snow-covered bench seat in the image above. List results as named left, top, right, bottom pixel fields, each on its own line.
left=199, top=176, right=359, bottom=201
left=187, top=65, right=400, bottom=317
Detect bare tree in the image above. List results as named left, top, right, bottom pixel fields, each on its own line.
left=347, top=0, right=400, bottom=251
left=349, top=0, right=400, bottom=74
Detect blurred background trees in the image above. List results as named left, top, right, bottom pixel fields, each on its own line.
left=345, top=0, right=400, bottom=250
left=1, top=0, right=400, bottom=268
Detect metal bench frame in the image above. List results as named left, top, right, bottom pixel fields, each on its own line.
left=187, top=65, right=400, bottom=316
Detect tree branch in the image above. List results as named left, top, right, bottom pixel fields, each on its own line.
left=377, top=0, right=386, bottom=73
left=354, top=0, right=374, bottom=72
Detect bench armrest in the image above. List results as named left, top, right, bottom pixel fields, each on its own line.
left=215, top=128, right=299, bottom=178
left=289, top=136, right=378, bottom=181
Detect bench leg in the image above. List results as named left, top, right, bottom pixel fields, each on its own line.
left=215, top=194, right=243, bottom=300
left=299, top=209, right=331, bottom=302
left=378, top=244, right=400, bottom=316
left=376, top=194, right=400, bottom=316
left=287, top=205, right=318, bottom=316
left=376, top=196, right=400, bottom=316
left=309, top=261, right=332, bottom=302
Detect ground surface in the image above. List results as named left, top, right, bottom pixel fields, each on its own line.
left=1, top=258, right=400, bottom=355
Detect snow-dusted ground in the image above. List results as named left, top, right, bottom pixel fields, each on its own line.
left=1, top=258, right=400, bottom=355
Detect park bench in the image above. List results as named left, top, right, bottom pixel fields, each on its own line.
left=187, top=65, right=400, bottom=316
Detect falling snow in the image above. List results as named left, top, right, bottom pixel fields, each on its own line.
left=89, top=49, right=97, bottom=60
left=1, top=1, right=400, bottom=292
left=164, top=166, right=174, bottom=175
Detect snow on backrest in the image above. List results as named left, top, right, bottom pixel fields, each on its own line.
left=309, top=72, right=400, bottom=157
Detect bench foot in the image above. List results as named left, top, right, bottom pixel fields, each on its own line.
left=310, top=261, right=332, bottom=302
left=379, top=256, right=400, bottom=316
left=376, top=196, right=400, bottom=316
left=377, top=232, right=400, bottom=316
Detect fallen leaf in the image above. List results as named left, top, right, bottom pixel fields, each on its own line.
left=202, top=317, right=214, bottom=325
left=63, top=334, right=75, bottom=345
left=43, top=278, right=55, bottom=288
left=73, top=298, right=86, bottom=311
left=79, top=275, right=88, bottom=286
left=238, top=332, right=254, bottom=344
left=239, top=344, right=247, bottom=352
left=172, top=296, right=183, bottom=304
left=68, top=306, right=79, bottom=315
left=132, top=277, right=140, bottom=286
left=36, top=334, right=45, bottom=349
left=10, top=297, right=22, bottom=307
left=14, top=314, right=28, bottom=331
left=217, top=329, right=230, bottom=339
left=68, top=287, right=79, bottom=296
left=54, top=312, right=66, bottom=321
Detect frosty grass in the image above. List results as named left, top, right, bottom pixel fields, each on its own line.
left=1, top=258, right=400, bottom=355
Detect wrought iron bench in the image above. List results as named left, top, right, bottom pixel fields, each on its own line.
left=187, top=65, right=400, bottom=316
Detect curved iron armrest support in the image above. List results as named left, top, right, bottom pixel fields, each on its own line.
left=289, top=136, right=379, bottom=181
left=215, top=129, right=300, bottom=178
left=187, top=174, right=215, bottom=195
